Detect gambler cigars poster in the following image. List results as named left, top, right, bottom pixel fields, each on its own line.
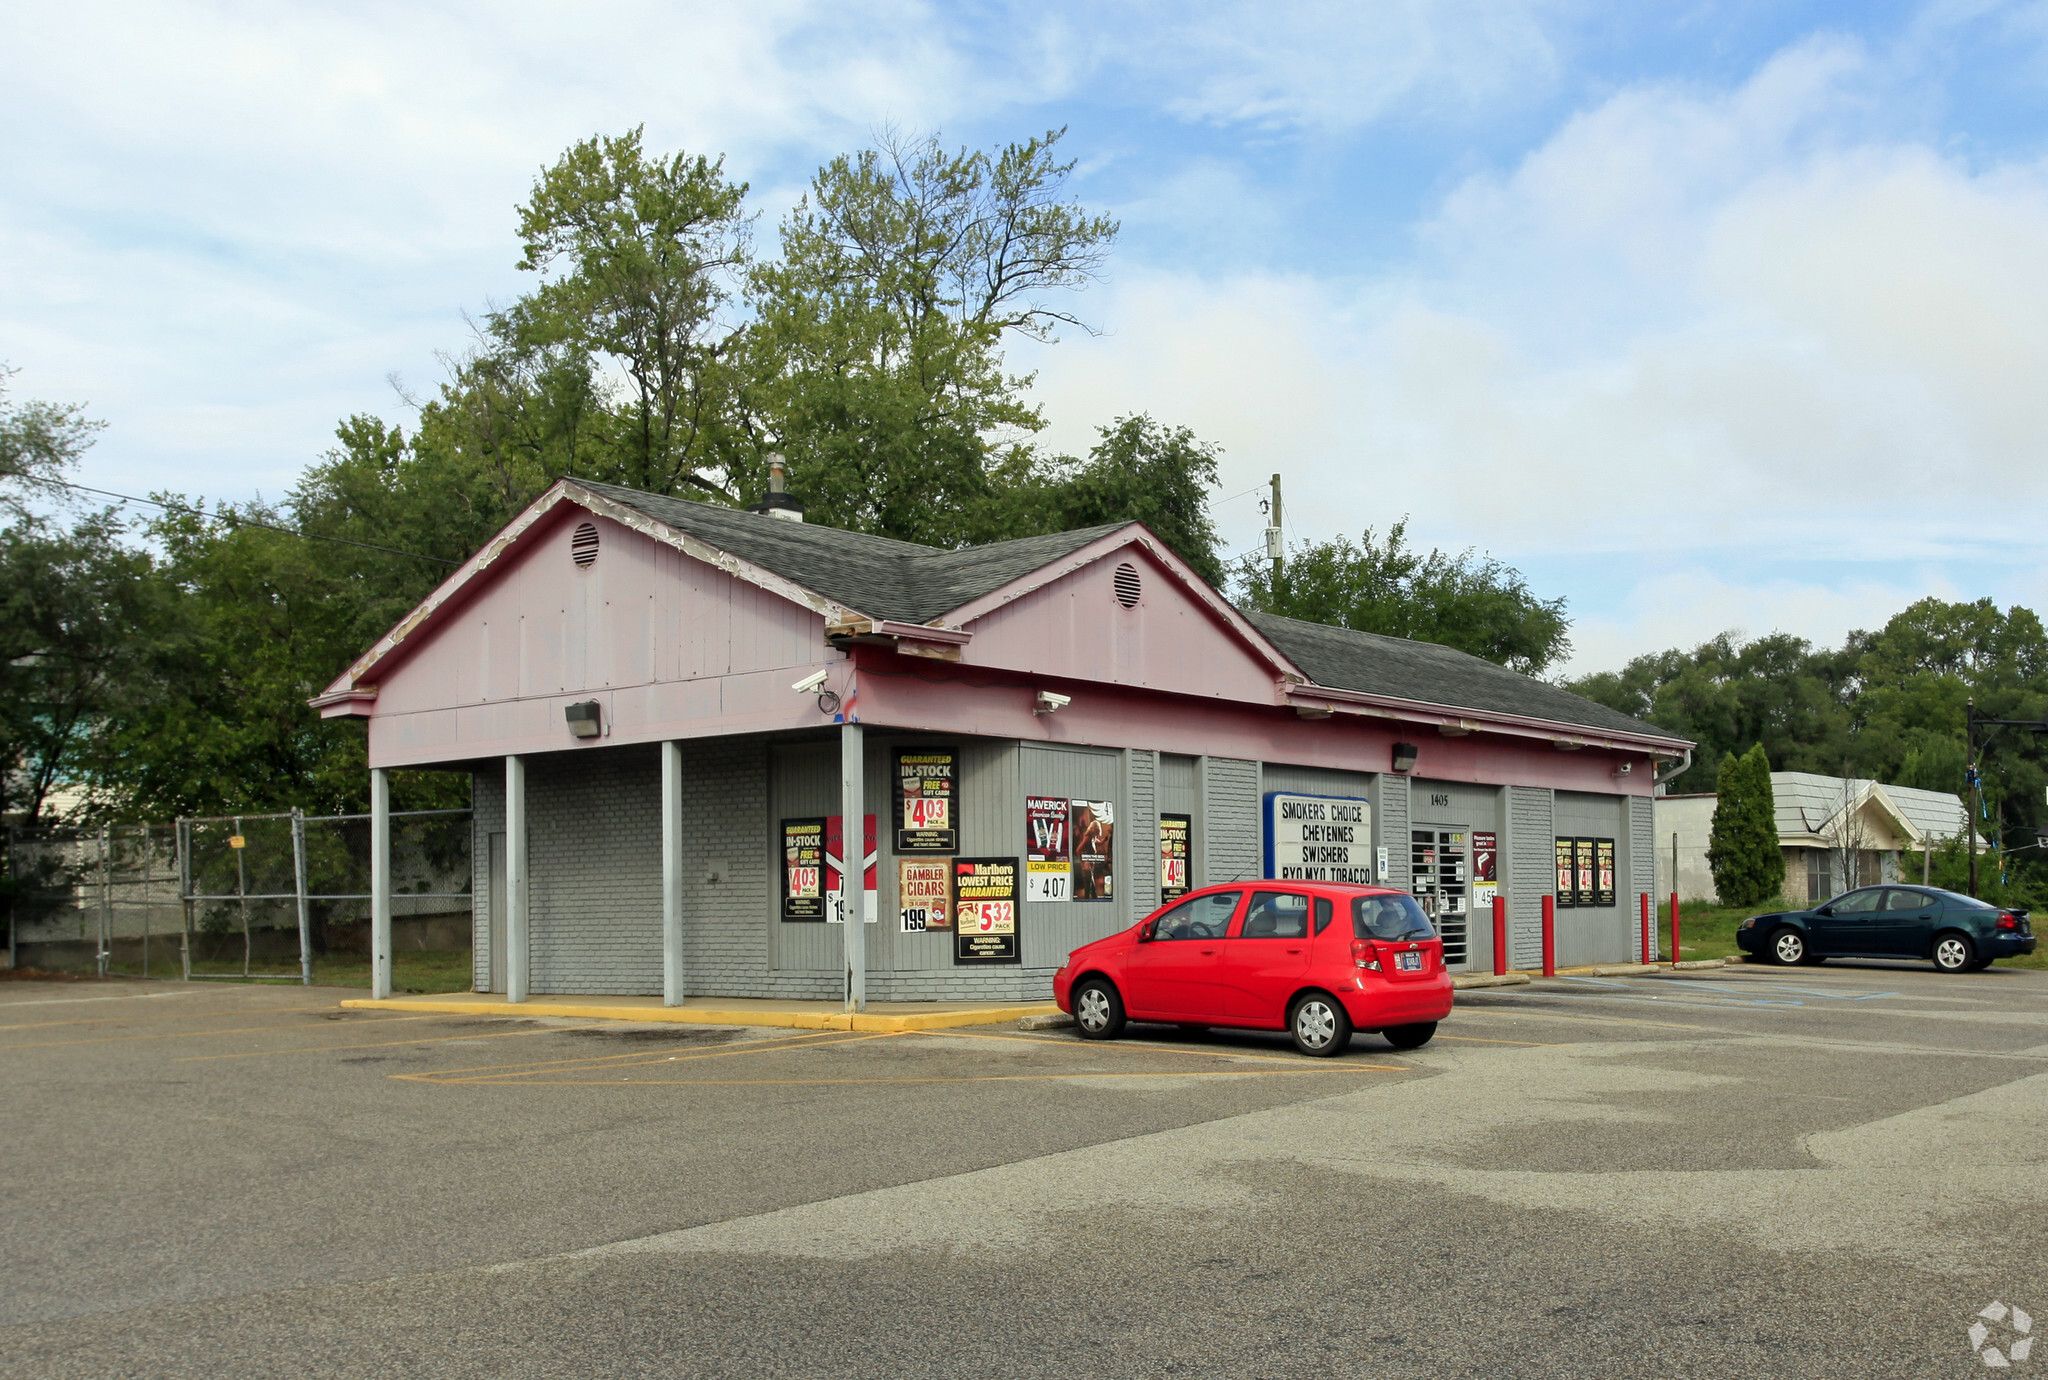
left=954, top=858, right=1020, bottom=964
left=898, top=858, right=952, bottom=932
left=895, top=747, right=957, bottom=852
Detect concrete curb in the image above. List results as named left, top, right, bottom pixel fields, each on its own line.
left=1452, top=973, right=1532, bottom=989
left=336, top=997, right=1059, bottom=1034
left=1672, top=958, right=1731, bottom=970
left=1017, top=1012, right=1076, bottom=1031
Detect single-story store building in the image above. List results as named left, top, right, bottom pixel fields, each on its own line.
left=1654, top=772, right=1974, bottom=905
left=313, top=477, right=1696, bottom=1007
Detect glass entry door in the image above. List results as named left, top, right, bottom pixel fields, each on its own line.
left=1411, top=828, right=1469, bottom=967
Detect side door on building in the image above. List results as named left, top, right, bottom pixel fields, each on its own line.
left=1217, top=889, right=1316, bottom=1024
left=1809, top=887, right=1886, bottom=957
left=1120, top=890, right=1243, bottom=1020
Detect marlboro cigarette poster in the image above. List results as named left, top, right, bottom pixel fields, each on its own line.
left=1025, top=796, right=1071, bottom=902
left=953, top=857, right=1020, bottom=964
left=1071, top=801, right=1114, bottom=901
left=895, top=747, right=958, bottom=852
left=782, top=817, right=826, bottom=921
left=898, top=858, right=952, bottom=932
left=824, top=813, right=878, bottom=924
left=1159, top=814, right=1191, bottom=902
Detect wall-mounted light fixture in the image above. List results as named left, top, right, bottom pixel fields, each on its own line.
left=565, top=700, right=602, bottom=739
left=1034, top=690, right=1071, bottom=715
left=1391, top=741, right=1418, bottom=773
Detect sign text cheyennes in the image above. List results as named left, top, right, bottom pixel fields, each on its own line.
left=1263, top=792, right=1374, bottom=883
left=895, top=747, right=958, bottom=853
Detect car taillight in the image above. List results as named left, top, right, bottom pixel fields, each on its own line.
left=1350, top=938, right=1381, bottom=971
left=1998, top=913, right=2019, bottom=930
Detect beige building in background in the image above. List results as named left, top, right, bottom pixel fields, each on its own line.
left=1653, top=772, right=1973, bottom=905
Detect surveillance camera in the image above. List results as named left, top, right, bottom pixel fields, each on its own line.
left=1613, top=760, right=1634, bottom=778
left=791, top=669, right=829, bottom=695
left=1034, top=690, right=1071, bottom=714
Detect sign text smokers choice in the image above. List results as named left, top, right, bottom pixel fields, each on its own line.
left=1262, top=792, right=1374, bottom=884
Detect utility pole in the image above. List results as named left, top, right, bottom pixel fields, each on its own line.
left=1266, top=472, right=1283, bottom=585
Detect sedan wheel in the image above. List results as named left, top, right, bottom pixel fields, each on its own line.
left=1072, top=978, right=1126, bottom=1039
left=1770, top=928, right=1807, bottom=966
left=1288, top=993, right=1353, bottom=1058
left=1932, top=933, right=1976, bottom=974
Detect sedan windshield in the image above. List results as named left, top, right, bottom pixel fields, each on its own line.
left=1355, top=894, right=1435, bottom=941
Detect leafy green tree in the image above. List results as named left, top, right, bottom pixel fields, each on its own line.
left=744, top=127, right=1118, bottom=544
left=512, top=127, right=753, bottom=498
left=1234, top=518, right=1571, bottom=674
left=997, top=415, right=1226, bottom=583
left=1707, top=744, right=1785, bottom=906
left=0, top=365, right=103, bottom=512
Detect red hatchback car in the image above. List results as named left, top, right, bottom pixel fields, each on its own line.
left=1053, top=883, right=1453, bottom=1056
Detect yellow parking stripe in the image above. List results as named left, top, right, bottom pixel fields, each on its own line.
left=1, top=1012, right=449, bottom=1051
left=174, top=1022, right=617, bottom=1062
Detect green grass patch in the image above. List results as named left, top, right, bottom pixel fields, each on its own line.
left=98, top=949, right=476, bottom=993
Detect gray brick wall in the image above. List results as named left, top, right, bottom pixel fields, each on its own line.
left=527, top=748, right=663, bottom=995
left=1507, top=785, right=1554, bottom=969
left=472, top=770, right=502, bottom=991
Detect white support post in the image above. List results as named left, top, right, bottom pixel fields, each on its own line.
left=662, top=740, right=685, bottom=1007
left=506, top=755, right=529, bottom=1003
left=841, top=722, right=866, bottom=1012
left=370, top=768, right=393, bottom=1000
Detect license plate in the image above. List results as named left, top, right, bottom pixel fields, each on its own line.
left=1396, top=951, right=1423, bottom=971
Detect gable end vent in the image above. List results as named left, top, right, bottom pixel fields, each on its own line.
left=1112, top=562, right=1142, bottom=608
left=571, top=521, right=600, bottom=569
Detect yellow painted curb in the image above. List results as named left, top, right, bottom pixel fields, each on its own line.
left=336, top=997, right=1057, bottom=1034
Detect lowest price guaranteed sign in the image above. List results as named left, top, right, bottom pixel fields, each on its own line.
left=953, top=857, right=1020, bottom=964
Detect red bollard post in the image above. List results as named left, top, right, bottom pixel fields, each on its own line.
left=1669, top=892, right=1681, bottom=965
left=1639, top=891, right=1653, bottom=963
left=1540, top=894, right=1556, bottom=977
left=1492, top=895, right=1508, bottom=976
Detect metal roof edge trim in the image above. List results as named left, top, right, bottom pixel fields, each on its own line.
left=1283, top=681, right=1695, bottom=755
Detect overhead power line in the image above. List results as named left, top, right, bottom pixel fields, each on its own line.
left=43, top=478, right=462, bottom=566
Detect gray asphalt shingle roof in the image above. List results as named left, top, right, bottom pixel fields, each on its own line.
left=575, top=480, right=1684, bottom=745
left=575, top=480, right=1119, bottom=625
left=1243, top=610, right=1687, bottom=744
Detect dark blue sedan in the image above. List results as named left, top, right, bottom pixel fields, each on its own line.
left=1736, top=886, right=2035, bottom=972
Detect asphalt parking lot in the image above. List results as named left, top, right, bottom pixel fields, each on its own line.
left=4, top=961, right=2046, bottom=1378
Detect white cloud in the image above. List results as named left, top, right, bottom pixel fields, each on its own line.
left=1028, top=34, right=2048, bottom=649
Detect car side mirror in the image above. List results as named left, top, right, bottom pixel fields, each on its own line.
left=1137, top=920, right=1156, bottom=942
left=1814, top=905, right=1833, bottom=917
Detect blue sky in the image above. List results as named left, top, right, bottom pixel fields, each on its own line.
left=5, top=0, right=2048, bottom=673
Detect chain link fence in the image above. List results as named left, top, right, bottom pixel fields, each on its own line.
left=6, top=809, right=471, bottom=982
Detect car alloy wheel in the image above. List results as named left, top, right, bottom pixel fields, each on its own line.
left=1932, top=933, right=1975, bottom=974
left=1073, top=979, right=1125, bottom=1039
left=1771, top=928, right=1806, bottom=965
left=1288, top=993, right=1352, bottom=1058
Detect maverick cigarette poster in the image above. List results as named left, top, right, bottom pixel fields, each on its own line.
left=898, top=858, right=952, bottom=932
left=895, top=747, right=958, bottom=852
left=1159, top=813, right=1191, bottom=902
left=823, top=813, right=877, bottom=924
left=1025, top=796, right=1071, bottom=902
left=953, top=857, right=1020, bottom=964
left=1070, top=800, right=1114, bottom=901
left=782, top=817, right=826, bottom=921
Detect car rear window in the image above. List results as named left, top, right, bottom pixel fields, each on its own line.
left=1354, top=894, right=1435, bottom=941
